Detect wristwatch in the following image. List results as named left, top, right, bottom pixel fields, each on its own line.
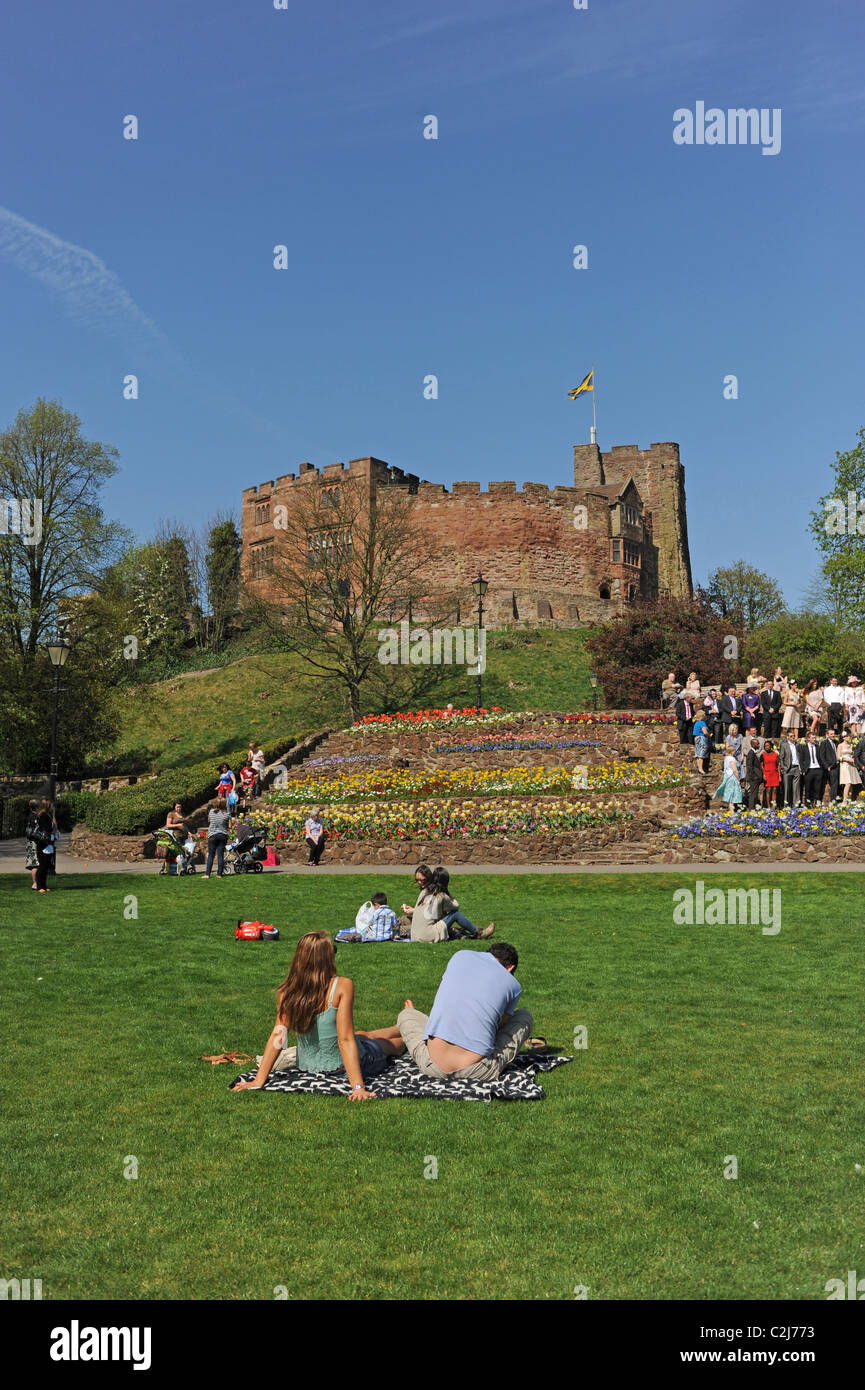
left=352, top=1084, right=365, bottom=1091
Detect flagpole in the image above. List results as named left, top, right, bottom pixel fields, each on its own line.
left=591, top=363, right=597, bottom=444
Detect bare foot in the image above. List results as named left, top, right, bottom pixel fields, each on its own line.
left=404, top=999, right=414, bottom=1010
left=479, top=923, right=496, bottom=939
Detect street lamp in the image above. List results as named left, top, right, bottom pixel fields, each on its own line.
left=46, top=638, right=71, bottom=806
left=471, top=572, right=488, bottom=715
left=589, top=669, right=598, bottom=712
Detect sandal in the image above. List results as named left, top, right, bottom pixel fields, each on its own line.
left=523, top=1036, right=549, bottom=1051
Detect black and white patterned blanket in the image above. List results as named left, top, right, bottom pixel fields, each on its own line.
left=229, top=1053, right=572, bottom=1101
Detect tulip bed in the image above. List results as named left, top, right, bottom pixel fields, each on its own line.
left=263, top=761, right=683, bottom=807
left=673, top=802, right=865, bottom=839
left=250, top=796, right=633, bottom=841
left=348, top=706, right=676, bottom=734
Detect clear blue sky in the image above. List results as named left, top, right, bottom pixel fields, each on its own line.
left=1, top=0, right=863, bottom=604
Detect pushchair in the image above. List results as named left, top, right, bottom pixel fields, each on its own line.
left=226, top=828, right=268, bottom=874
left=152, top=828, right=197, bottom=875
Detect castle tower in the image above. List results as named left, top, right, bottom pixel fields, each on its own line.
left=590, top=442, right=692, bottom=599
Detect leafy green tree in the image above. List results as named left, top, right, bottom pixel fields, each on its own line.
left=706, top=561, right=786, bottom=629
left=808, top=426, right=865, bottom=627
left=205, top=517, right=241, bottom=651
left=0, top=397, right=126, bottom=656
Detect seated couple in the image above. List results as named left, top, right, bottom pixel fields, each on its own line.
left=397, top=864, right=495, bottom=942
left=233, top=930, right=533, bottom=1100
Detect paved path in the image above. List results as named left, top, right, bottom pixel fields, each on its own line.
left=1, top=836, right=862, bottom=875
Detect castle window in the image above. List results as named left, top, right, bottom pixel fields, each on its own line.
left=307, top=528, right=352, bottom=566
left=537, top=600, right=552, bottom=620
left=627, top=583, right=637, bottom=600
left=599, top=584, right=611, bottom=600
left=512, top=593, right=519, bottom=620
left=611, top=540, right=621, bottom=563
left=568, top=604, right=580, bottom=621
left=320, top=486, right=341, bottom=509
left=623, top=541, right=641, bottom=568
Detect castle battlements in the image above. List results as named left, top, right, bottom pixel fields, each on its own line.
left=241, top=443, right=693, bottom=628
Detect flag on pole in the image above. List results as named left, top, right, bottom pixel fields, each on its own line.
left=567, top=369, right=594, bottom=400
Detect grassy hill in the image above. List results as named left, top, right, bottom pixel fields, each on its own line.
left=105, top=628, right=595, bottom=771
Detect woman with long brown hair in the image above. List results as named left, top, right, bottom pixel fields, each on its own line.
left=233, top=931, right=405, bottom=1099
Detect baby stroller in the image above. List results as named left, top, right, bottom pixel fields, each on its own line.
left=152, top=828, right=197, bottom=875
left=226, top=828, right=268, bottom=874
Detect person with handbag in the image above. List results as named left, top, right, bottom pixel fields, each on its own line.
left=24, top=798, right=42, bottom=888
left=32, top=799, right=56, bottom=893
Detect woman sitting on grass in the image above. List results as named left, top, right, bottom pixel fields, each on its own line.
left=233, top=930, right=405, bottom=1100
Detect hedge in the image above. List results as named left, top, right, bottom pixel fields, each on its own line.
left=0, top=794, right=91, bottom=838
left=80, top=741, right=296, bottom=837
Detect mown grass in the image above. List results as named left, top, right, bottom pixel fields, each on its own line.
left=1, top=871, right=861, bottom=1300
left=106, top=629, right=594, bottom=770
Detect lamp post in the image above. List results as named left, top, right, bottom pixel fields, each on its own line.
left=589, top=670, right=598, bottom=712
left=471, top=572, right=488, bottom=715
left=46, top=638, right=71, bottom=806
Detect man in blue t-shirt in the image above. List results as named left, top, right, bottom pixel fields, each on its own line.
left=398, top=944, right=533, bottom=1081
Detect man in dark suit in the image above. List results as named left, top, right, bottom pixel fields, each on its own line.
left=818, top=728, right=841, bottom=802
left=853, top=732, right=865, bottom=800
left=760, top=681, right=782, bottom=740
left=674, top=693, right=695, bottom=745
left=800, top=731, right=825, bottom=806
left=703, top=690, right=723, bottom=748
left=719, top=686, right=743, bottom=740
left=743, top=734, right=764, bottom=811
left=778, top=730, right=803, bottom=808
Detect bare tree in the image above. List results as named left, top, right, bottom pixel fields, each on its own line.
left=245, top=476, right=453, bottom=721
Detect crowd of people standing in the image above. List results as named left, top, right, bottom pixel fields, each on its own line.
left=664, top=669, right=865, bottom=810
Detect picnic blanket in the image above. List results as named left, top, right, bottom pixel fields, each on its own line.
left=229, top=1052, right=572, bottom=1101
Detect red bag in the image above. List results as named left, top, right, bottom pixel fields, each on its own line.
left=235, top=919, right=280, bottom=941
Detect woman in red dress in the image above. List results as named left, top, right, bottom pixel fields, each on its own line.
left=761, top=739, right=780, bottom=807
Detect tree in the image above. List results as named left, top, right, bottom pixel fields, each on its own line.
left=585, top=595, right=746, bottom=708
left=245, top=476, right=451, bottom=721
left=205, top=517, right=241, bottom=651
left=808, top=426, right=865, bottom=627
left=0, top=398, right=127, bottom=656
left=706, top=561, right=786, bottom=629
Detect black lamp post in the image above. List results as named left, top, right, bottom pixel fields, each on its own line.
left=46, top=638, right=71, bottom=806
left=471, top=572, right=488, bottom=715
left=589, top=670, right=598, bottom=712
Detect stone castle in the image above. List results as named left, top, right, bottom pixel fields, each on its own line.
left=241, top=441, right=693, bottom=627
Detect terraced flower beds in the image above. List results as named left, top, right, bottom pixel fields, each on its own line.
left=264, top=761, right=685, bottom=805
left=250, top=796, right=634, bottom=841
left=673, top=803, right=865, bottom=839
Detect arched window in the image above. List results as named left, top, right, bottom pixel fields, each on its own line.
left=599, top=584, right=611, bottom=600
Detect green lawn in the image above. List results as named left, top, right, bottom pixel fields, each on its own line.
left=104, top=628, right=594, bottom=770
left=1, top=871, right=861, bottom=1300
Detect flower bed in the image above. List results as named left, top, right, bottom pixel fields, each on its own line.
left=673, top=803, right=865, bottom=839
left=250, top=797, right=633, bottom=841
left=264, top=762, right=684, bottom=805
left=434, top=736, right=601, bottom=754
left=347, top=707, right=676, bottom=734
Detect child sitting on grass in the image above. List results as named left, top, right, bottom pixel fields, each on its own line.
left=336, top=892, right=399, bottom=942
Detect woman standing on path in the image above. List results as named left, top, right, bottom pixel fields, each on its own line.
left=204, top=798, right=230, bottom=877
left=32, top=799, right=56, bottom=892
left=232, top=931, right=405, bottom=1099
left=24, top=798, right=41, bottom=888
left=304, top=809, right=326, bottom=865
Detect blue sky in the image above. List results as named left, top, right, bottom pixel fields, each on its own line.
left=1, top=0, right=863, bottom=603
